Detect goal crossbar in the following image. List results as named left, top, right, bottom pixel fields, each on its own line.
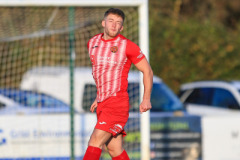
left=0, top=0, right=146, bottom=6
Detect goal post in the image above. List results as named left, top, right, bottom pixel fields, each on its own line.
left=0, top=1, right=150, bottom=160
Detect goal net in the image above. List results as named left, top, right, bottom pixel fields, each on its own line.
left=0, top=5, right=146, bottom=160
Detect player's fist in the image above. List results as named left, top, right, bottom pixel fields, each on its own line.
left=139, top=99, right=152, bottom=113
left=90, top=99, right=98, bottom=113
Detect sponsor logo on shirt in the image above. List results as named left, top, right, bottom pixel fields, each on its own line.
left=99, top=122, right=107, bottom=125
left=98, top=56, right=118, bottom=64
left=110, top=46, right=118, bottom=53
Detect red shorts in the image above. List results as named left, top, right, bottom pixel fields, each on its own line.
left=95, top=92, right=129, bottom=137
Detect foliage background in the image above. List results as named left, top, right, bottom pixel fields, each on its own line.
left=149, top=0, right=240, bottom=92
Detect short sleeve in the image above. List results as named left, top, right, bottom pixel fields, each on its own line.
left=87, top=40, right=90, bottom=50
left=126, top=40, right=145, bottom=64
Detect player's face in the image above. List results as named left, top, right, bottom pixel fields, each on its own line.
left=102, top=14, right=124, bottom=40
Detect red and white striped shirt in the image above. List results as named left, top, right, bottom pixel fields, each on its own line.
left=87, top=33, right=145, bottom=102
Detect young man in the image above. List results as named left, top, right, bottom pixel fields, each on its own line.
left=83, top=8, right=153, bottom=160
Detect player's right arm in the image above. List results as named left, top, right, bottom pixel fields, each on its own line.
left=88, top=39, right=97, bottom=113
left=90, top=98, right=98, bottom=113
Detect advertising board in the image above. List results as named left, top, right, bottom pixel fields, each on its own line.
left=202, top=116, right=240, bottom=160
left=0, top=114, right=96, bottom=159
left=0, top=113, right=202, bottom=160
left=149, top=115, right=202, bottom=160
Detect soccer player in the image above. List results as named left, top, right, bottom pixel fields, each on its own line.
left=83, top=8, right=153, bottom=160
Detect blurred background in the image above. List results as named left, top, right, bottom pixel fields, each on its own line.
left=149, top=0, right=240, bottom=92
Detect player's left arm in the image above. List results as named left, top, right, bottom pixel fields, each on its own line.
left=134, top=58, right=153, bottom=113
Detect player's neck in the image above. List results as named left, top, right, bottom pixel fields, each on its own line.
left=102, top=33, right=119, bottom=40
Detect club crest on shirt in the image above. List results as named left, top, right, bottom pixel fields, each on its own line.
left=110, top=46, right=118, bottom=53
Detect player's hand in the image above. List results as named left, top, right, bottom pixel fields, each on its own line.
left=90, top=99, right=98, bottom=113
left=139, top=99, right=152, bottom=113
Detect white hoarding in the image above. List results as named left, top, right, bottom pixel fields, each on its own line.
left=0, top=114, right=96, bottom=158
left=202, top=116, right=240, bottom=160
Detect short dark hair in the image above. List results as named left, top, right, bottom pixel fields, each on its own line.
left=104, top=8, right=125, bottom=23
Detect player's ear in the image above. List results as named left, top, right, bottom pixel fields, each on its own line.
left=120, top=26, right=124, bottom=32
left=102, top=20, right=105, bottom=27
